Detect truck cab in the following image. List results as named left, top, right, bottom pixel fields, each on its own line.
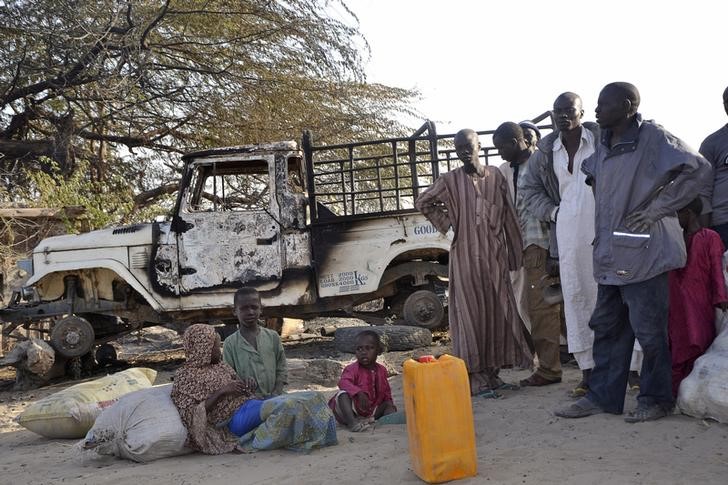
left=152, top=141, right=311, bottom=297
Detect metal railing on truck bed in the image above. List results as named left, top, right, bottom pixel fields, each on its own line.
left=302, top=113, right=553, bottom=223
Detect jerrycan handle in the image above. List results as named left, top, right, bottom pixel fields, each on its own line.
left=417, top=355, right=437, bottom=363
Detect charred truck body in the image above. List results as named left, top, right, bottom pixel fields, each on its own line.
left=1, top=117, right=551, bottom=360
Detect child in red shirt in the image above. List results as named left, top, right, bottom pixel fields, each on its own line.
left=328, top=330, right=396, bottom=431
left=670, top=199, right=728, bottom=396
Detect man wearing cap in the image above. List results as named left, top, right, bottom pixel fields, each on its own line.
left=495, top=122, right=563, bottom=386
left=519, top=120, right=541, bottom=150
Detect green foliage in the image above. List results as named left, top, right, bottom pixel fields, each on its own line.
left=22, top=159, right=134, bottom=231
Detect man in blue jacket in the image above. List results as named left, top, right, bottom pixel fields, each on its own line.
left=555, top=82, right=710, bottom=422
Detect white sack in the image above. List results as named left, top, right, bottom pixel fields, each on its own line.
left=81, top=384, right=191, bottom=463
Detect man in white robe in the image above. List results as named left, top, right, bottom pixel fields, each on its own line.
left=521, top=92, right=643, bottom=395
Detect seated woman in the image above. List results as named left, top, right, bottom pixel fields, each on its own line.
left=171, top=324, right=263, bottom=455
left=172, top=324, right=337, bottom=455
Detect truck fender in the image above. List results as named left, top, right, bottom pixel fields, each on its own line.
left=26, top=259, right=164, bottom=311
left=377, top=260, right=448, bottom=289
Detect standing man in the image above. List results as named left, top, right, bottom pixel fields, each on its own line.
left=699, top=85, right=728, bottom=247
left=556, top=82, right=709, bottom=422
left=494, top=122, right=563, bottom=386
left=522, top=93, right=644, bottom=395
left=415, top=129, right=532, bottom=397
left=520, top=92, right=603, bottom=395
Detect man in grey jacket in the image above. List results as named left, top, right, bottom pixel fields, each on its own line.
left=699, top=85, right=728, bottom=246
left=555, top=82, right=710, bottom=422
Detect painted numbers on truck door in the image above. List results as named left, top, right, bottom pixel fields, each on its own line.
left=319, top=270, right=369, bottom=293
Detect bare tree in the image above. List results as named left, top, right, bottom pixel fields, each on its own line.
left=0, top=0, right=418, bottom=216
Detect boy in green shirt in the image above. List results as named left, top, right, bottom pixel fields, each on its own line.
left=223, top=287, right=287, bottom=398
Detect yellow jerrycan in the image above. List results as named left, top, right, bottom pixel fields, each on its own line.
left=403, top=354, right=477, bottom=483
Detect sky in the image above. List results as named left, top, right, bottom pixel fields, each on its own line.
left=344, top=0, right=728, bottom=150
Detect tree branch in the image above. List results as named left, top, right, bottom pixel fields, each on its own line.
left=0, top=108, right=37, bottom=139
left=0, top=138, right=54, bottom=159
left=133, top=182, right=179, bottom=206
left=76, top=129, right=181, bottom=153
left=1, top=22, right=129, bottom=106
left=140, top=0, right=170, bottom=49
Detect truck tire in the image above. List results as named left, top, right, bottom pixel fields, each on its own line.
left=402, top=290, right=445, bottom=329
left=334, top=325, right=432, bottom=353
left=50, top=315, right=95, bottom=358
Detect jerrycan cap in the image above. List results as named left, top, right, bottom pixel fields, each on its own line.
left=417, top=355, right=437, bottom=363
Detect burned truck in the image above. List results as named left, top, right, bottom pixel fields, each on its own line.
left=1, top=117, right=550, bottom=361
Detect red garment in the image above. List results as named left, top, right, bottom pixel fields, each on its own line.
left=328, top=361, right=393, bottom=418
left=668, top=228, right=728, bottom=396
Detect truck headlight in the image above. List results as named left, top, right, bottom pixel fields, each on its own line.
left=17, top=259, right=33, bottom=277
left=20, top=286, right=37, bottom=302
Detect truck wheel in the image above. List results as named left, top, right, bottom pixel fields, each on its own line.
left=50, top=315, right=95, bottom=358
left=402, top=290, right=445, bottom=329
left=334, top=325, right=432, bottom=353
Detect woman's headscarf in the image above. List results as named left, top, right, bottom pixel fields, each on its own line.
left=171, top=324, right=249, bottom=454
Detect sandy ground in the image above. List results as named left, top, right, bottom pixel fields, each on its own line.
left=1, top=331, right=727, bottom=485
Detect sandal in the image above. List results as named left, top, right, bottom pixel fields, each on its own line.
left=494, top=382, right=520, bottom=391
left=628, top=371, right=641, bottom=392
left=475, top=389, right=502, bottom=399
left=554, top=397, right=604, bottom=418
left=520, top=374, right=562, bottom=387
left=570, top=383, right=589, bottom=398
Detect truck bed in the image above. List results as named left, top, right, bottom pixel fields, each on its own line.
left=302, top=115, right=553, bottom=224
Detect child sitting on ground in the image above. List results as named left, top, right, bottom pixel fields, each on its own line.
left=328, top=330, right=396, bottom=432
left=669, top=198, right=728, bottom=397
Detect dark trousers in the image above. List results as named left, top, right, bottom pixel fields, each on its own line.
left=586, top=273, right=673, bottom=414
left=711, top=222, right=728, bottom=250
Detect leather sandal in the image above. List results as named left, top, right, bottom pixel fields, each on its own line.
left=570, top=383, right=589, bottom=398
left=520, top=373, right=562, bottom=387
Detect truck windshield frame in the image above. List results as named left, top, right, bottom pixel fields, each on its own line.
left=183, top=159, right=272, bottom=213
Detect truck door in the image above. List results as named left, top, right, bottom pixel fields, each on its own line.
left=175, top=157, right=283, bottom=293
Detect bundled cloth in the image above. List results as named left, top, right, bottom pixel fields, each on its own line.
left=237, top=391, right=337, bottom=453
left=81, top=387, right=336, bottom=462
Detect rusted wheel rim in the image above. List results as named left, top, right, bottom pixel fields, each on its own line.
left=51, top=316, right=95, bottom=358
